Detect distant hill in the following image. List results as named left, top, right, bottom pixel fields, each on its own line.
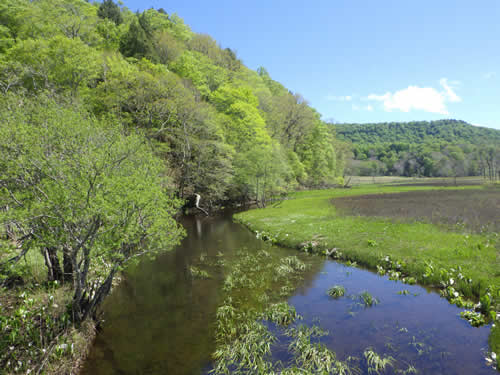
left=331, top=120, right=500, bottom=178
left=334, top=120, right=500, bottom=145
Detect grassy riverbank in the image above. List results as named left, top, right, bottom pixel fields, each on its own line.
left=235, top=185, right=500, bottom=367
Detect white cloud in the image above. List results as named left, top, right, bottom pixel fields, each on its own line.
left=366, top=93, right=390, bottom=102
left=364, top=78, right=461, bottom=115
left=326, top=95, right=353, bottom=102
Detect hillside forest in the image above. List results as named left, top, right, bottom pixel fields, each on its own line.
left=335, top=120, right=500, bottom=179
left=0, top=1, right=345, bottom=370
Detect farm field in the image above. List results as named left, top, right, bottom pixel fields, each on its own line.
left=345, top=175, right=485, bottom=186
left=332, top=188, right=500, bottom=232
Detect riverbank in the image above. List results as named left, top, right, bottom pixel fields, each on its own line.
left=234, top=185, right=500, bottom=368
left=0, top=251, right=96, bottom=374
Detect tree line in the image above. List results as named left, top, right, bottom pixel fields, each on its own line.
left=334, top=120, right=500, bottom=180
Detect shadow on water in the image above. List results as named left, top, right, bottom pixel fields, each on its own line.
left=82, top=213, right=324, bottom=375
left=83, top=213, right=495, bottom=374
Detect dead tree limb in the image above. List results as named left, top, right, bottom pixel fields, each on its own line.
left=195, top=194, right=209, bottom=216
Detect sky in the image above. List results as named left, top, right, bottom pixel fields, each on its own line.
left=121, top=0, right=500, bottom=129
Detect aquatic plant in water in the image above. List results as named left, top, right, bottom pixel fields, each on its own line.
left=327, top=285, right=346, bottom=298
left=261, top=302, right=300, bottom=326
left=359, top=291, right=380, bottom=307
left=364, top=348, right=395, bottom=374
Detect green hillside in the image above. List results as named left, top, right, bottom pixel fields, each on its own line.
left=335, top=119, right=500, bottom=144
left=333, top=120, right=500, bottom=178
left=0, top=1, right=346, bottom=372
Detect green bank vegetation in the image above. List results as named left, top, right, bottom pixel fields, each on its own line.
left=235, top=185, right=500, bottom=368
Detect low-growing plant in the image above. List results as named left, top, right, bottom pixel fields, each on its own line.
left=460, top=310, right=486, bottom=327
left=345, top=260, right=358, bottom=268
left=404, top=277, right=417, bottom=285
left=364, top=348, right=395, bottom=374
left=327, top=285, right=346, bottom=298
left=189, top=266, right=211, bottom=279
left=359, top=291, right=380, bottom=307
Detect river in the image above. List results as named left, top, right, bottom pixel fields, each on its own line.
left=82, top=213, right=495, bottom=374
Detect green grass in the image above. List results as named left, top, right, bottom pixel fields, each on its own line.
left=236, top=185, right=499, bottom=295
left=234, top=185, right=500, bottom=359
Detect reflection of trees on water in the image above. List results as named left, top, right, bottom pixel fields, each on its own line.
left=83, top=215, right=326, bottom=375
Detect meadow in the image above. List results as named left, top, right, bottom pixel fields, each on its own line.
left=235, top=183, right=500, bottom=369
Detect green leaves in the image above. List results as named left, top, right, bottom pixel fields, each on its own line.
left=0, top=93, right=184, bottom=321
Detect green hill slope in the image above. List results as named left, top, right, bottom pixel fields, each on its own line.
left=332, top=120, right=499, bottom=178
left=335, top=120, right=500, bottom=144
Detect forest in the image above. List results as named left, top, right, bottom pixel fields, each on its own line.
left=335, top=120, right=500, bottom=179
left=0, top=0, right=345, bottom=372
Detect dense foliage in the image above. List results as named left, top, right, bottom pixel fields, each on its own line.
left=0, top=1, right=346, bottom=371
left=0, top=0, right=345, bottom=210
left=334, top=120, right=500, bottom=179
left=0, top=2, right=347, bottom=370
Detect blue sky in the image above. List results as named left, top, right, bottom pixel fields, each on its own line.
left=122, top=0, right=500, bottom=129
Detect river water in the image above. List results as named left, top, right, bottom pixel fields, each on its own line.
left=82, top=213, right=495, bottom=374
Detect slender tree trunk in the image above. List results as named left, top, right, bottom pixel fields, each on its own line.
left=63, top=247, right=73, bottom=283
left=81, top=266, right=118, bottom=322
left=43, top=247, right=63, bottom=282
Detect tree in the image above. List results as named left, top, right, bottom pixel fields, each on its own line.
left=0, top=93, right=184, bottom=323
left=155, top=30, right=183, bottom=65
left=233, top=143, right=290, bottom=206
left=119, top=17, right=156, bottom=61
left=97, top=0, right=122, bottom=25
left=1, top=36, right=101, bottom=95
left=265, top=92, right=318, bottom=151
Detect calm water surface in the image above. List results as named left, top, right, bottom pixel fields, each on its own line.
left=83, top=213, right=495, bottom=374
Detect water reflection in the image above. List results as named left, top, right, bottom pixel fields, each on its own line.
left=82, top=214, right=324, bottom=374
left=83, top=214, right=494, bottom=374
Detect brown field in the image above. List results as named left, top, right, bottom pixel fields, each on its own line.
left=332, top=188, right=500, bottom=232
left=346, top=176, right=485, bottom=186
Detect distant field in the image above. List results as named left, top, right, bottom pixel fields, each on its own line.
left=346, top=176, right=485, bottom=186
left=332, top=188, right=500, bottom=232
left=235, top=184, right=500, bottom=299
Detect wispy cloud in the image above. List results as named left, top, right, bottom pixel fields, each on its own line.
left=439, top=78, right=461, bottom=103
left=364, top=78, right=461, bottom=115
left=325, top=95, right=353, bottom=102
left=482, top=72, right=496, bottom=80
left=352, top=104, right=373, bottom=112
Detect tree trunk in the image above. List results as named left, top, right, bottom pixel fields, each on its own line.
left=43, top=247, right=63, bottom=282
left=63, top=247, right=73, bottom=283
left=81, top=267, right=118, bottom=322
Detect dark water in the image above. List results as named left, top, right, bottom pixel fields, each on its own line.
left=83, top=213, right=495, bottom=374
